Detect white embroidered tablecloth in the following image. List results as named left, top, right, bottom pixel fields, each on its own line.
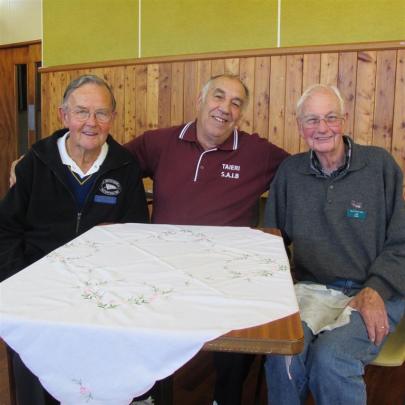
left=0, top=223, right=298, bottom=405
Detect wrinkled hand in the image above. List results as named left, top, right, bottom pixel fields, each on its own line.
left=348, top=287, right=388, bottom=345
left=9, top=156, right=23, bottom=188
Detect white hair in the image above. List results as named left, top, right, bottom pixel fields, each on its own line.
left=296, top=84, right=345, bottom=118
left=61, top=74, right=116, bottom=112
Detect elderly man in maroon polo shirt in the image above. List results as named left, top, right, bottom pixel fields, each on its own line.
left=125, top=74, right=288, bottom=228
left=124, top=74, right=289, bottom=405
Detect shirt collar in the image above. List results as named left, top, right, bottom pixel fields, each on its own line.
left=178, top=120, right=239, bottom=151
left=57, top=131, right=109, bottom=178
left=308, top=136, right=352, bottom=178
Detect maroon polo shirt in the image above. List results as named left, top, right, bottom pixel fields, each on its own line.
left=124, top=121, right=288, bottom=226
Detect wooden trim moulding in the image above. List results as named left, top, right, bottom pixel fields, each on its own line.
left=40, top=40, right=405, bottom=73
left=0, top=39, right=41, bottom=49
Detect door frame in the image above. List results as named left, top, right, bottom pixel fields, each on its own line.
left=0, top=40, right=41, bottom=197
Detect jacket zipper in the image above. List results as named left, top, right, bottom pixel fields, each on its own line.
left=33, top=144, right=131, bottom=236
left=76, top=212, right=82, bottom=234
left=73, top=160, right=132, bottom=234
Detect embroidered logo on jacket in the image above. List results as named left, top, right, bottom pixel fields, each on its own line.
left=221, top=163, right=240, bottom=179
left=99, top=179, right=121, bottom=196
left=346, top=200, right=367, bottom=220
left=350, top=200, right=363, bottom=209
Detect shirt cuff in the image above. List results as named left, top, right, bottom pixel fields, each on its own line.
left=364, top=276, right=393, bottom=301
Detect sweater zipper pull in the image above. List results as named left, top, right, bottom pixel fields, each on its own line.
left=76, top=212, right=82, bottom=234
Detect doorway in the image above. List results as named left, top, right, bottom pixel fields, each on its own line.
left=0, top=41, right=41, bottom=197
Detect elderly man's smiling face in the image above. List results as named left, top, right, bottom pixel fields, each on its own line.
left=59, top=83, right=115, bottom=157
left=298, top=89, right=346, bottom=157
left=196, top=76, right=247, bottom=150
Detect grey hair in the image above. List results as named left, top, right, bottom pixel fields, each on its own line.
left=296, top=84, right=345, bottom=118
left=61, top=74, right=116, bottom=112
left=200, top=74, right=250, bottom=109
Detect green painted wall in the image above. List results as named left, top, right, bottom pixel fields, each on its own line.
left=141, top=0, right=278, bottom=57
left=43, top=0, right=139, bottom=67
left=43, top=0, right=405, bottom=67
left=282, top=0, right=405, bottom=47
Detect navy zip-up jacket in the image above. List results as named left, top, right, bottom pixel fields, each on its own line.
left=0, top=129, right=149, bottom=281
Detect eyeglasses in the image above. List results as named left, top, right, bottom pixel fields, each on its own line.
left=69, top=108, right=113, bottom=123
left=301, top=114, right=344, bottom=129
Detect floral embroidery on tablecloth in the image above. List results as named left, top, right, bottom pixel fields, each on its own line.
left=72, top=378, right=93, bottom=402
left=47, top=227, right=289, bottom=309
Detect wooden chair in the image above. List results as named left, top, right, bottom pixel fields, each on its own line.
left=364, top=315, right=405, bottom=404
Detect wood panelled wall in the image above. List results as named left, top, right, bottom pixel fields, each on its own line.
left=40, top=41, right=405, bottom=191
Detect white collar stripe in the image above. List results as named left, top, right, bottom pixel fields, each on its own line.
left=233, top=128, right=238, bottom=150
left=178, top=121, right=194, bottom=139
left=193, top=148, right=217, bottom=182
left=179, top=121, right=238, bottom=150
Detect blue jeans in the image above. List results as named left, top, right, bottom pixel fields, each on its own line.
left=265, top=281, right=405, bottom=405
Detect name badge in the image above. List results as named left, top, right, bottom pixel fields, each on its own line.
left=346, top=209, right=367, bottom=220
left=94, top=195, right=117, bottom=205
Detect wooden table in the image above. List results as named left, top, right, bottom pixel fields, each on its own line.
left=3, top=226, right=302, bottom=404
left=157, top=228, right=304, bottom=404
left=204, top=311, right=304, bottom=355
left=156, top=310, right=303, bottom=405
left=203, top=228, right=304, bottom=356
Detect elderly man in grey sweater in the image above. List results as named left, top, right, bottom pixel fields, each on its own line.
left=264, top=84, right=405, bottom=405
